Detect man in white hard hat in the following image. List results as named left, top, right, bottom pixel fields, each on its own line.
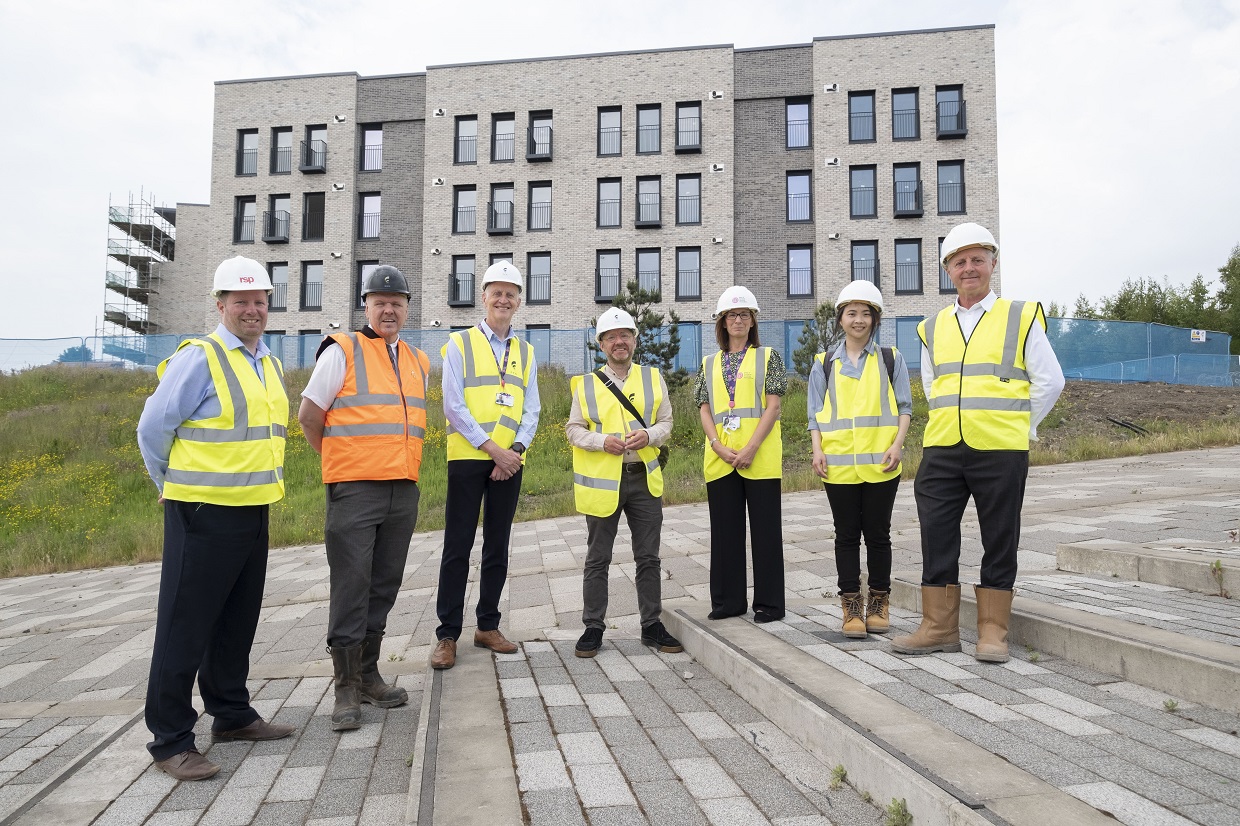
left=431, top=260, right=541, bottom=669
left=137, top=256, right=294, bottom=781
left=892, top=223, right=1064, bottom=664
left=298, top=265, right=430, bottom=731
left=566, top=308, right=681, bottom=657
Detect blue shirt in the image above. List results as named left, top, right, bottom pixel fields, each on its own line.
left=806, top=340, right=913, bottom=430
left=136, top=324, right=271, bottom=491
left=441, top=320, right=541, bottom=450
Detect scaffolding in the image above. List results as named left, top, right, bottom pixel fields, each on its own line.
left=103, top=190, right=176, bottom=362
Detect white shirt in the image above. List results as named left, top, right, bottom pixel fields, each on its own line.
left=919, top=292, right=1065, bottom=441
left=302, top=333, right=402, bottom=410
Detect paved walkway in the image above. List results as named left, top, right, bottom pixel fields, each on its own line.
left=0, top=445, right=1236, bottom=824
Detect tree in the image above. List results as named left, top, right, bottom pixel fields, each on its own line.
left=1217, top=244, right=1240, bottom=353
left=1072, top=294, right=1098, bottom=319
left=1044, top=301, right=1065, bottom=319
left=588, top=280, right=689, bottom=387
left=57, top=345, right=93, bottom=363
left=790, top=301, right=839, bottom=377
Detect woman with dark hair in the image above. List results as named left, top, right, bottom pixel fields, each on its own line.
left=809, top=281, right=912, bottom=638
left=694, top=286, right=786, bottom=623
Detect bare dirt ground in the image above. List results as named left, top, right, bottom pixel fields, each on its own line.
left=1038, top=380, right=1240, bottom=450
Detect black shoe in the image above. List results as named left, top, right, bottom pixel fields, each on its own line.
left=575, top=627, right=604, bottom=658
left=641, top=621, right=684, bottom=653
left=707, top=609, right=743, bottom=620
left=753, top=611, right=783, bottom=624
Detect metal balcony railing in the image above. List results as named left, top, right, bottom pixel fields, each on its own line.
left=638, top=124, right=660, bottom=153
left=787, top=119, right=810, bottom=148
left=596, top=268, right=620, bottom=301
left=300, top=140, right=327, bottom=172
left=449, top=272, right=474, bottom=306
left=454, top=205, right=476, bottom=234
left=362, top=143, right=383, bottom=170
left=235, top=216, right=255, bottom=243
left=303, top=210, right=325, bottom=241
left=636, top=194, right=660, bottom=226
left=263, top=211, right=290, bottom=242
left=359, top=212, right=380, bottom=239
left=893, top=108, right=919, bottom=139
left=677, top=269, right=701, bottom=299
left=456, top=135, right=476, bottom=164
left=788, top=267, right=812, bottom=296
left=850, top=112, right=875, bottom=142
left=527, top=273, right=551, bottom=304
left=788, top=192, right=811, bottom=222
left=850, top=187, right=876, bottom=218
left=527, top=126, right=552, bottom=160
left=676, top=117, right=701, bottom=152
left=598, top=127, right=621, bottom=156
left=598, top=199, right=620, bottom=227
left=938, top=182, right=965, bottom=214
left=529, top=202, right=552, bottom=230
left=895, top=262, right=922, bottom=293
left=236, top=148, right=257, bottom=176
left=488, top=201, right=513, bottom=234
left=493, top=133, right=514, bottom=162
left=301, top=280, right=323, bottom=310
left=271, top=145, right=292, bottom=173
left=270, top=282, right=288, bottom=310
left=678, top=195, right=700, bottom=224
left=894, top=181, right=923, bottom=217
left=851, top=260, right=878, bottom=286
left=638, top=269, right=660, bottom=293
left=937, top=99, right=968, bottom=137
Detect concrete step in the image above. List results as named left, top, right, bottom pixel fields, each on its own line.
left=1057, top=538, right=1240, bottom=596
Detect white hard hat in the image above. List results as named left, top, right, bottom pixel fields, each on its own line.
left=714, top=285, right=760, bottom=319
left=212, top=256, right=272, bottom=297
left=481, top=260, right=523, bottom=290
left=835, top=280, right=884, bottom=314
left=595, top=308, right=638, bottom=343
left=941, top=222, right=999, bottom=268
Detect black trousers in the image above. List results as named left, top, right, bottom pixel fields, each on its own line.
left=435, top=460, right=522, bottom=641
left=706, top=471, right=785, bottom=618
left=824, top=477, right=900, bottom=594
left=146, top=500, right=268, bottom=762
left=914, top=444, right=1029, bottom=590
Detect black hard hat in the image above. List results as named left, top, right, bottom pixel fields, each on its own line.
left=361, top=265, right=411, bottom=298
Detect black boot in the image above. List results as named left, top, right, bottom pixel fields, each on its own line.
left=359, top=633, right=408, bottom=708
left=329, top=644, right=363, bottom=731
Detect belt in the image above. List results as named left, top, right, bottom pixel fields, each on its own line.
left=623, top=462, right=646, bottom=473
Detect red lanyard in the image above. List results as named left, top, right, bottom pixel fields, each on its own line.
left=723, top=346, right=749, bottom=409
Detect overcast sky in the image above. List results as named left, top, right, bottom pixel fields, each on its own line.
left=1, top=0, right=1237, bottom=341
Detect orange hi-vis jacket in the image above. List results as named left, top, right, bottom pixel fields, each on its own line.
left=321, top=330, right=430, bottom=483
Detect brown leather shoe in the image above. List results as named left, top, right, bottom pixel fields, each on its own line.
left=212, top=718, right=295, bottom=742
left=473, top=629, right=518, bottom=654
left=154, top=748, right=220, bottom=781
left=430, top=638, right=457, bottom=670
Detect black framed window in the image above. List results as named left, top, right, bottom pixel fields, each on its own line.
left=676, top=247, right=701, bottom=301
left=491, top=114, right=515, bottom=162
left=596, top=250, right=621, bottom=302
left=361, top=124, right=383, bottom=171
left=676, top=101, right=701, bottom=152
left=787, top=171, right=812, bottom=222
left=300, top=261, right=323, bottom=310
left=598, top=107, right=621, bottom=156
left=453, top=186, right=476, bottom=234
left=849, top=166, right=877, bottom=219
left=939, top=237, right=955, bottom=293
left=233, top=196, right=256, bottom=243
left=637, top=104, right=661, bottom=154
left=788, top=245, right=813, bottom=298
left=527, top=111, right=553, bottom=160
left=269, top=262, right=289, bottom=311
left=356, top=261, right=378, bottom=308
left=490, top=253, right=513, bottom=267
left=301, top=125, right=327, bottom=172
left=937, top=160, right=965, bottom=214
left=488, top=184, right=514, bottom=234
left=851, top=241, right=878, bottom=286
left=636, top=248, right=660, bottom=294
left=450, top=256, right=475, bottom=307
left=358, top=192, right=380, bottom=239
left=270, top=127, right=292, bottom=174
left=893, top=163, right=922, bottom=217
left=936, top=85, right=968, bottom=138
left=892, top=89, right=919, bottom=140
left=454, top=116, right=477, bottom=164
left=597, top=179, right=621, bottom=228
left=527, top=252, right=551, bottom=304
left=786, top=98, right=810, bottom=149
left=636, top=176, right=661, bottom=227
left=528, top=182, right=552, bottom=231
left=676, top=174, right=701, bottom=225
left=263, top=194, right=290, bottom=243
left=236, top=130, right=258, bottom=176
left=895, top=239, right=922, bottom=294
left=302, top=192, right=324, bottom=241
left=848, top=92, right=875, bottom=142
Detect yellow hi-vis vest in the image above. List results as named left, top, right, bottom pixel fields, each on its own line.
left=920, top=298, right=1045, bottom=451
left=159, top=333, right=288, bottom=505
left=570, top=366, right=665, bottom=517
left=441, top=326, right=535, bottom=462
left=702, top=346, right=782, bottom=483
left=813, top=349, right=902, bottom=484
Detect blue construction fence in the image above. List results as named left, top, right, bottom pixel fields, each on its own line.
left=3, top=317, right=1235, bottom=387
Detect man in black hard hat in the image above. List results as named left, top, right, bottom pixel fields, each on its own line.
left=299, top=265, right=431, bottom=731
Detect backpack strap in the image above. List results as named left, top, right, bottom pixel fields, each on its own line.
left=823, top=346, right=895, bottom=390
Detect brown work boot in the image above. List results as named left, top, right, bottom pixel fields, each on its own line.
left=865, top=589, right=891, bottom=634
left=359, top=633, right=408, bottom=708
left=891, top=585, right=961, bottom=655
left=473, top=629, right=518, bottom=654
left=840, top=592, right=867, bottom=639
left=974, top=586, right=1013, bottom=663
left=154, top=748, right=220, bottom=781
left=328, top=644, right=362, bottom=731
left=430, top=638, right=457, bottom=670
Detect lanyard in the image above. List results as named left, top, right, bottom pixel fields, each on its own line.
left=723, top=346, right=749, bottom=409
left=490, top=336, right=514, bottom=390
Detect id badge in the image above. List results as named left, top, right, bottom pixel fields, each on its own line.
left=495, top=392, right=515, bottom=407
left=723, top=415, right=741, bottom=432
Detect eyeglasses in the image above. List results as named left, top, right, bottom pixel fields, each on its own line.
left=725, top=311, right=752, bottom=321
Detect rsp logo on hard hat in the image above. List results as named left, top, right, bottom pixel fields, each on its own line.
left=240, top=276, right=254, bottom=284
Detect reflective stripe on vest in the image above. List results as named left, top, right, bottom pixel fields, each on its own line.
left=321, top=332, right=429, bottom=483
left=813, top=349, right=901, bottom=484
left=441, top=327, right=535, bottom=462
left=920, top=299, right=1043, bottom=451
left=702, top=347, right=781, bottom=482
left=570, top=365, right=665, bottom=517
left=159, top=333, right=288, bottom=506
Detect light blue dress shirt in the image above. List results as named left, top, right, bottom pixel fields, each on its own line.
left=136, top=324, right=271, bottom=491
left=806, top=339, right=913, bottom=430
left=441, top=320, right=541, bottom=451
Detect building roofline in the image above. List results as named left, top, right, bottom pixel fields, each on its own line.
left=814, top=23, right=994, bottom=42
left=359, top=71, right=427, bottom=80
left=734, top=42, right=811, bottom=54
left=426, top=42, right=733, bottom=71
left=175, top=202, right=210, bottom=208
left=215, top=71, right=359, bottom=86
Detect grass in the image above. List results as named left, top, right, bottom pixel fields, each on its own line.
left=1, top=364, right=1238, bottom=577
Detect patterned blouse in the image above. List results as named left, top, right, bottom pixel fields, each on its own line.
left=693, top=347, right=788, bottom=407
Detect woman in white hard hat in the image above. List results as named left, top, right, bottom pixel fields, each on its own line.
left=809, top=281, right=912, bottom=639
left=694, top=286, right=786, bottom=623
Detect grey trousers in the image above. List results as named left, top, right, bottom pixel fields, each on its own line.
left=582, top=465, right=664, bottom=630
left=325, top=479, right=420, bottom=648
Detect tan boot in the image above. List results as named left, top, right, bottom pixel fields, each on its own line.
left=865, top=589, right=891, bottom=634
left=974, top=586, right=1013, bottom=663
left=840, top=592, right=867, bottom=639
left=890, top=585, right=961, bottom=654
